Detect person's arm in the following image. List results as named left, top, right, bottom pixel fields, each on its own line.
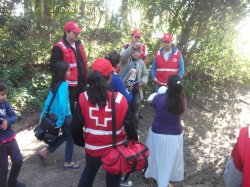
left=151, top=57, right=157, bottom=82
left=56, top=82, right=69, bottom=127
left=120, top=45, right=135, bottom=65
left=178, top=54, right=185, bottom=78
left=4, top=101, right=17, bottom=125
left=39, top=91, right=53, bottom=121
left=139, top=60, right=148, bottom=86
left=110, top=75, right=132, bottom=103
left=50, top=46, right=63, bottom=73
left=71, top=96, right=85, bottom=147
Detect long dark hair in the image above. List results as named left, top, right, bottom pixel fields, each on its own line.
left=0, top=80, right=8, bottom=92
left=167, top=75, right=186, bottom=115
left=86, top=71, right=110, bottom=107
left=105, top=50, right=120, bottom=68
left=51, top=61, right=69, bottom=93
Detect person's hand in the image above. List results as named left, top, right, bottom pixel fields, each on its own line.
left=132, top=42, right=141, bottom=50
left=138, top=81, right=144, bottom=87
left=0, top=120, right=8, bottom=131
left=125, top=83, right=133, bottom=91
left=153, top=79, right=158, bottom=84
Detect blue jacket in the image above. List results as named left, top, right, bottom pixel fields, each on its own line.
left=151, top=47, right=184, bottom=80
left=109, top=73, right=132, bottom=103
left=0, top=100, right=18, bottom=141
left=40, top=81, right=71, bottom=127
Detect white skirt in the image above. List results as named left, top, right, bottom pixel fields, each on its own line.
left=144, top=127, right=184, bottom=187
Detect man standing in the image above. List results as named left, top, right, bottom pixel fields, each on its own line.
left=121, top=29, right=149, bottom=65
left=151, top=33, right=184, bottom=91
left=50, top=21, right=88, bottom=113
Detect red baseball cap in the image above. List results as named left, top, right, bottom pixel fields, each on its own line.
left=63, top=21, right=81, bottom=33
left=92, top=58, right=115, bottom=76
left=132, top=29, right=142, bottom=37
left=162, top=33, right=172, bottom=42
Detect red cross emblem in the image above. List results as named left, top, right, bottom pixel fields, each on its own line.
left=89, top=104, right=112, bottom=127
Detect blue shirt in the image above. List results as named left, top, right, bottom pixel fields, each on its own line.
left=109, top=73, right=133, bottom=103
left=151, top=47, right=184, bottom=80
left=151, top=93, right=183, bottom=135
left=40, top=81, right=71, bottom=127
left=0, top=100, right=18, bottom=141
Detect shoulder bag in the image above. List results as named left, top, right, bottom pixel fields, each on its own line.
left=34, top=82, right=62, bottom=146
left=101, top=90, right=150, bottom=178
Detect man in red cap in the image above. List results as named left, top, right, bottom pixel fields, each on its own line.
left=121, top=29, right=149, bottom=65
left=151, top=33, right=184, bottom=91
left=50, top=21, right=88, bottom=114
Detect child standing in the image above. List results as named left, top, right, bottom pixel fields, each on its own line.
left=38, top=61, right=79, bottom=169
left=0, top=80, right=26, bottom=187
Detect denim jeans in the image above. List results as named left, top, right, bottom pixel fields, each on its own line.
left=130, top=89, right=141, bottom=130
left=47, top=116, right=74, bottom=162
left=78, top=153, right=121, bottom=187
left=0, top=139, right=23, bottom=187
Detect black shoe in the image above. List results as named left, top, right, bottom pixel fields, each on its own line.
left=9, top=181, right=26, bottom=187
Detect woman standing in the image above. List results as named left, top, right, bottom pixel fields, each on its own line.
left=144, top=75, right=187, bottom=187
left=38, top=61, right=79, bottom=169
left=71, top=58, right=129, bottom=187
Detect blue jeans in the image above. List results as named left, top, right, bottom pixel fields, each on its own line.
left=47, top=116, right=74, bottom=162
left=78, top=153, right=121, bottom=187
left=0, top=139, right=23, bottom=187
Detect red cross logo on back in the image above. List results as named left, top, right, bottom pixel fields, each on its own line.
left=89, top=104, right=112, bottom=127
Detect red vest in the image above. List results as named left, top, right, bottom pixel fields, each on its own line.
left=79, top=91, right=128, bottom=157
left=56, top=40, right=87, bottom=87
left=232, top=126, right=250, bottom=187
left=155, top=49, right=181, bottom=86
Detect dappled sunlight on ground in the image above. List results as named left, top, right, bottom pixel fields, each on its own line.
left=16, top=129, right=44, bottom=160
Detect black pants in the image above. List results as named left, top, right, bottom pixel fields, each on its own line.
left=0, top=139, right=23, bottom=187
left=130, top=89, right=141, bottom=130
left=69, top=86, right=78, bottom=114
left=78, top=153, right=121, bottom=187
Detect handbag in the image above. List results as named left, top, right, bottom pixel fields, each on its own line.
left=101, top=90, right=150, bottom=176
left=34, top=82, right=62, bottom=146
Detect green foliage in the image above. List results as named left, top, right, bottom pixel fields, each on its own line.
left=1, top=0, right=250, bottom=114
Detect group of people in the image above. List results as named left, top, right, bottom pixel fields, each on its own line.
left=0, top=20, right=248, bottom=187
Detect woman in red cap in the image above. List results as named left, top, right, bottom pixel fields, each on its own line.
left=71, top=58, right=131, bottom=187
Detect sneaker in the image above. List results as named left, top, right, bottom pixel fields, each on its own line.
left=120, top=177, right=133, bottom=187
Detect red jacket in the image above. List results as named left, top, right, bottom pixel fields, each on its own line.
left=232, top=125, right=250, bottom=187
left=79, top=91, right=128, bottom=157
left=155, top=49, right=181, bottom=86
left=56, top=40, right=87, bottom=87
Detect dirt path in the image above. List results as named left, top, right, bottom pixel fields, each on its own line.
left=13, top=84, right=250, bottom=187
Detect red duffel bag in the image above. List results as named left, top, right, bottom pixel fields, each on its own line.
left=101, top=140, right=149, bottom=175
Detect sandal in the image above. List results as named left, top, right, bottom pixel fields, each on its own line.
left=37, top=152, right=48, bottom=166
left=63, top=161, right=80, bottom=169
